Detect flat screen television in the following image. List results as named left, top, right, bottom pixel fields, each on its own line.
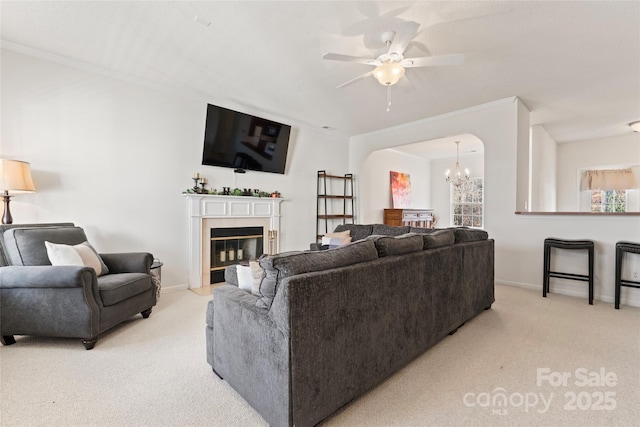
left=202, top=103, right=292, bottom=174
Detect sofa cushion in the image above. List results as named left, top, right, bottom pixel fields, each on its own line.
left=367, top=233, right=424, bottom=257
left=256, top=239, right=378, bottom=310
left=98, top=272, right=152, bottom=306
left=3, top=226, right=88, bottom=266
left=45, top=241, right=109, bottom=276
left=372, top=224, right=410, bottom=236
left=421, top=229, right=455, bottom=249
left=451, top=227, right=489, bottom=243
left=333, top=224, right=373, bottom=242
left=409, top=227, right=438, bottom=235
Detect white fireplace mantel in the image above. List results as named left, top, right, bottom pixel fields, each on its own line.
left=184, top=194, right=284, bottom=290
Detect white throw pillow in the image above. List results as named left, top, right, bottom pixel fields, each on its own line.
left=45, top=241, right=83, bottom=266
left=236, top=264, right=254, bottom=293
left=45, top=241, right=109, bottom=276
left=321, top=230, right=352, bottom=247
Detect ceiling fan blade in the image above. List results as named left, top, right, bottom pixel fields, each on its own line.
left=387, top=21, right=420, bottom=55
left=323, top=53, right=379, bottom=66
left=336, top=70, right=374, bottom=88
left=401, top=54, right=465, bottom=68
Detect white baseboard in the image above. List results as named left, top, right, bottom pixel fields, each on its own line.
left=496, top=280, right=640, bottom=308
left=160, top=283, right=189, bottom=293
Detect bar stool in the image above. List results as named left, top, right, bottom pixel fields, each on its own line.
left=615, top=241, right=640, bottom=309
left=543, top=238, right=594, bottom=304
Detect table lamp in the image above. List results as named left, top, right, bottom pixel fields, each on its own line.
left=0, top=159, right=36, bottom=224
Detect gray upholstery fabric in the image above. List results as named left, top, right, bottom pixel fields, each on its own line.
left=421, top=229, right=456, bottom=249
left=211, top=286, right=290, bottom=427
left=100, top=253, right=152, bottom=274
left=256, top=239, right=379, bottom=310
left=451, top=227, right=489, bottom=242
left=371, top=224, right=410, bottom=236
left=409, top=227, right=438, bottom=235
left=333, top=224, right=373, bottom=242
left=0, top=224, right=157, bottom=347
left=0, top=223, right=75, bottom=267
left=223, top=264, right=239, bottom=286
left=208, top=235, right=495, bottom=427
left=98, top=273, right=152, bottom=306
left=366, top=233, right=424, bottom=257
left=3, top=226, right=88, bottom=266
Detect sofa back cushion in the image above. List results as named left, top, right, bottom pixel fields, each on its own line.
left=408, top=227, right=438, bottom=235
left=421, top=229, right=455, bottom=249
left=451, top=227, right=489, bottom=243
left=256, top=239, right=379, bottom=310
left=3, top=226, right=88, bottom=266
left=367, top=233, right=424, bottom=257
left=371, top=224, right=410, bottom=236
left=333, top=224, right=373, bottom=242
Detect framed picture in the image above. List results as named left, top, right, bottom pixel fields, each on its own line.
left=390, top=171, right=412, bottom=208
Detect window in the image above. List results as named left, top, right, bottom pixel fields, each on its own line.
left=590, top=190, right=626, bottom=212
left=452, top=178, right=484, bottom=228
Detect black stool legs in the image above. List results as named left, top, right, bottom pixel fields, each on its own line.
left=543, top=238, right=595, bottom=305
left=615, top=241, right=640, bottom=309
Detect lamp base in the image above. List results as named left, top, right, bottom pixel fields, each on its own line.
left=2, top=191, right=13, bottom=224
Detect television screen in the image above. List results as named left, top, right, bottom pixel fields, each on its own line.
left=202, top=104, right=292, bottom=174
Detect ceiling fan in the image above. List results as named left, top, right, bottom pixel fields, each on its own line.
left=323, top=21, right=464, bottom=109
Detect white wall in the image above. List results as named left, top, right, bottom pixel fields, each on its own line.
left=360, top=149, right=429, bottom=224
left=350, top=97, right=640, bottom=307
left=1, top=48, right=349, bottom=289
left=556, top=133, right=640, bottom=211
left=530, top=125, right=557, bottom=211
left=430, top=153, right=484, bottom=228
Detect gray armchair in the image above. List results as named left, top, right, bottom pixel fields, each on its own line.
left=0, top=223, right=157, bottom=349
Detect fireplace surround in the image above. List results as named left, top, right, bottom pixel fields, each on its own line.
left=184, top=194, right=283, bottom=294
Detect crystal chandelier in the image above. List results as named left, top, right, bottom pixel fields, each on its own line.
left=445, top=141, right=470, bottom=187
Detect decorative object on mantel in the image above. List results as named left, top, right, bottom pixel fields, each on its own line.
left=182, top=182, right=280, bottom=198
left=192, top=172, right=201, bottom=192
left=0, top=159, right=37, bottom=224
left=445, top=141, right=470, bottom=187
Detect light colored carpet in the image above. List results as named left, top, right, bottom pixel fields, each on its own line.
left=1, top=284, right=638, bottom=427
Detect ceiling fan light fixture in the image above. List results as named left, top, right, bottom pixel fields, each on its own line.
left=373, top=61, right=405, bottom=86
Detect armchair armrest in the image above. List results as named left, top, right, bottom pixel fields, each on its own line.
left=0, top=265, right=96, bottom=289
left=100, top=252, right=153, bottom=274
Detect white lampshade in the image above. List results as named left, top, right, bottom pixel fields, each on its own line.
left=373, top=61, right=405, bottom=86
left=0, top=159, right=36, bottom=193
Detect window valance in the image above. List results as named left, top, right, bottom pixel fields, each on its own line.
left=581, top=168, right=638, bottom=191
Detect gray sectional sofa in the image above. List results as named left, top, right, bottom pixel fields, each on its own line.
left=206, top=224, right=494, bottom=426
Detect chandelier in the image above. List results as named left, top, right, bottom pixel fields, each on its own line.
left=445, top=141, right=470, bottom=187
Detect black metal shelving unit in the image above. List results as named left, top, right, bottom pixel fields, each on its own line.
left=316, top=170, right=355, bottom=241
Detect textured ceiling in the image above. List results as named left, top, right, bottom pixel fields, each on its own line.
left=1, top=1, right=639, bottom=144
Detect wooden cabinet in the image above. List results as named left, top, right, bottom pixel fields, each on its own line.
left=316, top=171, right=354, bottom=240
left=384, top=208, right=434, bottom=228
